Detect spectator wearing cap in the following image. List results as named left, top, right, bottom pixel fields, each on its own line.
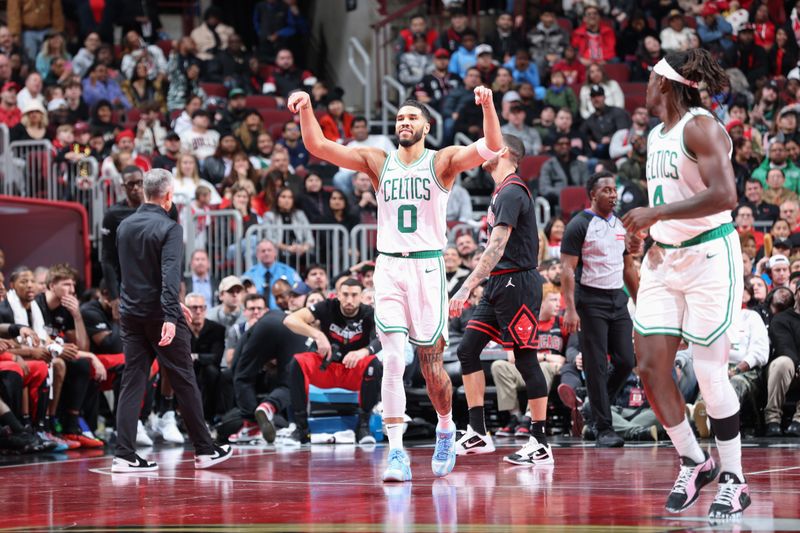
left=242, top=239, right=301, bottom=310
left=723, top=24, right=768, bottom=91
left=46, top=97, right=69, bottom=132
left=82, top=62, right=131, bottom=110
left=208, top=276, right=245, bottom=330
left=696, top=3, right=734, bottom=54
left=414, top=48, right=462, bottom=113
left=100, top=129, right=152, bottom=186
left=10, top=99, right=46, bottom=142
left=448, top=29, right=480, bottom=79
left=180, top=110, right=221, bottom=162
left=504, top=48, right=544, bottom=99
left=501, top=104, right=542, bottom=155
left=764, top=284, right=800, bottom=437
left=190, top=7, right=234, bottom=62
left=776, top=107, right=800, bottom=146
left=63, top=80, right=89, bottom=123
left=263, top=49, right=317, bottom=107
left=580, top=84, right=631, bottom=159
left=750, top=79, right=782, bottom=133
left=767, top=254, right=792, bottom=290
left=539, top=133, right=591, bottom=211
left=151, top=131, right=181, bottom=172
left=752, top=140, right=800, bottom=194
left=579, top=63, right=624, bottom=120
left=571, top=5, right=616, bottom=66
left=0, top=81, right=21, bottom=128
left=16, top=72, right=44, bottom=111
left=483, top=12, right=523, bottom=63
left=474, top=44, right=498, bottom=85
left=395, top=15, right=438, bottom=57
left=214, top=88, right=250, bottom=136
left=7, top=0, right=64, bottom=63
left=660, top=9, right=697, bottom=54
left=318, top=95, right=354, bottom=143
left=436, top=7, right=472, bottom=55
left=526, top=8, right=569, bottom=70
left=398, top=32, right=435, bottom=88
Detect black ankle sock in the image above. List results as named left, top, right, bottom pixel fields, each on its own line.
left=469, top=406, right=486, bottom=435
left=531, top=420, right=547, bottom=444
left=159, top=396, right=175, bottom=416
left=0, top=412, right=23, bottom=433
left=63, top=413, right=81, bottom=434
left=21, top=414, right=31, bottom=427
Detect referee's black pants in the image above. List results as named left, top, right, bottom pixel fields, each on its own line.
left=116, top=315, right=214, bottom=457
left=576, top=285, right=635, bottom=433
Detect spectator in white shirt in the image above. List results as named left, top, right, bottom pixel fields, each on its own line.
left=171, top=94, right=204, bottom=136
left=180, top=109, right=220, bottom=162
left=660, top=10, right=697, bottom=54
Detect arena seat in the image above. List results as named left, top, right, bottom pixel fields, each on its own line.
left=245, top=95, right=278, bottom=108
left=604, top=63, right=630, bottom=82
left=200, top=83, right=228, bottom=98
left=559, top=186, right=590, bottom=220
left=518, top=155, right=549, bottom=182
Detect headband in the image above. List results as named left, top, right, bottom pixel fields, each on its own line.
left=653, top=58, right=699, bottom=89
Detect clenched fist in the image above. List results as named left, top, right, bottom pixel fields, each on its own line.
left=287, top=91, right=311, bottom=113
left=474, top=86, right=493, bottom=107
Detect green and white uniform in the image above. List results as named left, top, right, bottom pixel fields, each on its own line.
left=634, top=107, right=743, bottom=346
left=374, top=148, right=449, bottom=346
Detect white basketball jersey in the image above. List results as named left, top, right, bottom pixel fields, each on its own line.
left=645, top=107, right=733, bottom=245
left=376, top=149, right=450, bottom=253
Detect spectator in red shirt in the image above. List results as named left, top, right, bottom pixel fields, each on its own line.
left=551, top=46, right=586, bottom=85
left=263, top=48, right=317, bottom=107
left=318, top=94, right=353, bottom=142
left=752, top=3, right=776, bottom=50
left=0, top=81, right=21, bottom=128
left=735, top=204, right=765, bottom=248
left=570, top=5, right=616, bottom=66
left=395, top=15, right=438, bottom=56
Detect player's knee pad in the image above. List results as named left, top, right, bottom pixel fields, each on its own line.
left=457, top=325, right=492, bottom=375
left=513, top=348, right=548, bottom=399
left=365, top=357, right=383, bottom=381
left=378, top=332, right=406, bottom=419
left=693, top=337, right=739, bottom=420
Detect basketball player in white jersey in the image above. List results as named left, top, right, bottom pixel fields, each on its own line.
left=287, top=88, right=503, bottom=481
left=622, top=49, right=749, bottom=522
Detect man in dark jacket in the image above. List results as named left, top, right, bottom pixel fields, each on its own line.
left=538, top=134, right=591, bottom=210
left=764, top=286, right=800, bottom=437
left=580, top=85, right=632, bottom=159
left=185, top=292, right=226, bottom=422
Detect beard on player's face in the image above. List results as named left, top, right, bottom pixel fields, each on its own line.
left=397, top=127, right=424, bottom=147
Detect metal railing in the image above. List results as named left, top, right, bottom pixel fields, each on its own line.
left=535, top=197, right=552, bottom=229
left=350, top=223, right=378, bottom=264
left=348, top=37, right=372, bottom=121
left=243, top=224, right=351, bottom=277
left=6, top=140, right=54, bottom=198
left=185, top=209, right=243, bottom=280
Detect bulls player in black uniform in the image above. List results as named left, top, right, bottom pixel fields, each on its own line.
left=449, top=134, right=554, bottom=466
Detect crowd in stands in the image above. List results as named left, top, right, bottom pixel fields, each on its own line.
left=3, top=0, right=800, bottom=453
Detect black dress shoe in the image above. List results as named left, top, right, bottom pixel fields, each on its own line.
left=596, top=429, right=625, bottom=448
left=765, top=422, right=782, bottom=437
left=785, top=421, right=800, bottom=437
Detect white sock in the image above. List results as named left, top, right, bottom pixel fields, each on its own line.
left=437, top=411, right=454, bottom=431
left=665, top=417, right=705, bottom=464
left=716, top=434, right=744, bottom=480
left=386, top=423, right=404, bottom=450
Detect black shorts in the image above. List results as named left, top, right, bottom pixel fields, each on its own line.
left=466, top=269, right=543, bottom=349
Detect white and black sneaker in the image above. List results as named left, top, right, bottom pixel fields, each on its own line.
left=195, top=444, right=233, bottom=469
left=503, top=437, right=554, bottom=466
left=111, top=453, right=158, bottom=473
left=455, top=425, right=496, bottom=455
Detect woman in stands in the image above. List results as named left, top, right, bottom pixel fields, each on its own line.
left=298, top=172, right=331, bottom=223
left=221, top=151, right=260, bottom=204
left=121, top=58, right=166, bottom=112
left=227, top=183, right=261, bottom=234
left=579, top=63, right=625, bottom=119
left=539, top=218, right=565, bottom=262
left=326, top=188, right=359, bottom=231
left=263, top=187, right=315, bottom=262
left=491, top=67, right=515, bottom=111
left=768, top=28, right=798, bottom=78
left=172, top=152, right=221, bottom=206
left=203, top=134, right=242, bottom=186
left=10, top=100, right=48, bottom=142
left=235, top=111, right=266, bottom=156
left=35, top=32, right=71, bottom=78
left=89, top=99, right=118, bottom=149
left=318, top=95, right=353, bottom=142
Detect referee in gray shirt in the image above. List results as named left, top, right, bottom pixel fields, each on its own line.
left=560, top=171, right=640, bottom=448
left=112, top=168, right=233, bottom=473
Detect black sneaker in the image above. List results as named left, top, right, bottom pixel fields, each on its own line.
left=785, top=421, right=800, bottom=437
left=195, top=444, right=233, bottom=469
left=596, top=429, right=624, bottom=448
left=0, top=425, right=49, bottom=454
left=503, top=436, right=554, bottom=466
left=708, top=472, right=751, bottom=523
left=665, top=453, right=719, bottom=513
left=496, top=415, right=520, bottom=437
left=765, top=422, right=782, bottom=437
left=283, top=426, right=309, bottom=445
left=111, top=453, right=158, bottom=473
left=356, top=418, right=376, bottom=444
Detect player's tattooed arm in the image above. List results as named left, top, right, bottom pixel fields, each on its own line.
left=417, top=337, right=452, bottom=414
left=449, top=226, right=511, bottom=317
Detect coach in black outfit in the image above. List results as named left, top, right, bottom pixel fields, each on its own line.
left=561, top=171, right=640, bottom=448
left=112, top=168, right=232, bottom=473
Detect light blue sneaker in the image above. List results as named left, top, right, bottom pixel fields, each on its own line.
left=383, top=448, right=412, bottom=482
left=431, top=428, right=456, bottom=477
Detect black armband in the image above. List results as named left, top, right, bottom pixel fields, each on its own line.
left=7, top=324, right=21, bottom=338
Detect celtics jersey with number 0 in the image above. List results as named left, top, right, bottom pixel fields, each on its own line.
left=645, top=107, right=733, bottom=245
left=376, top=149, right=449, bottom=253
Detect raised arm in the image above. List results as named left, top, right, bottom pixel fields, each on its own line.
left=287, top=91, right=387, bottom=188
left=435, top=86, right=504, bottom=187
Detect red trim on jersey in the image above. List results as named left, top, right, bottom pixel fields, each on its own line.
left=466, top=323, right=513, bottom=347
left=489, top=267, right=529, bottom=276
left=495, top=174, right=532, bottom=199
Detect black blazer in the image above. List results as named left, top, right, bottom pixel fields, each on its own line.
left=117, top=203, right=183, bottom=323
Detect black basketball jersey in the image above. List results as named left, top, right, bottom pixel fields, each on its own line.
left=486, top=174, right=539, bottom=273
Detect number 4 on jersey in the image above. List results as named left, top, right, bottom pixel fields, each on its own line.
left=653, top=185, right=665, bottom=206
